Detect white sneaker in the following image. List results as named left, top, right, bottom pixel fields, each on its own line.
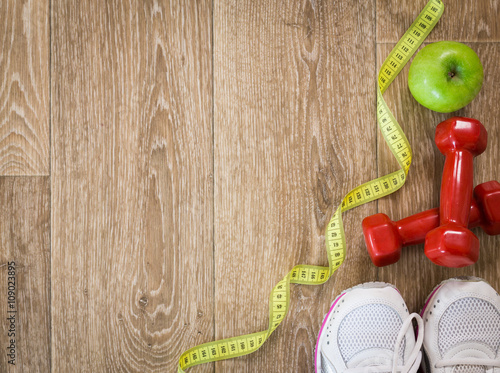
left=421, top=277, right=500, bottom=372
left=315, top=282, right=424, bottom=373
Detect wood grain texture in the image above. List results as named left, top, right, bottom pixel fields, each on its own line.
left=0, top=0, right=49, bottom=175
left=51, top=1, right=213, bottom=372
left=377, top=0, right=500, bottom=43
left=0, top=1, right=499, bottom=372
left=213, top=1, right=377, bottom=371
left=376, top=42, right=500, bottom=313
left=0, top=177, right=50, bottom=371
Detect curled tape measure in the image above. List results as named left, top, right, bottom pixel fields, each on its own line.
left=178, top=1, right=444, bottom=371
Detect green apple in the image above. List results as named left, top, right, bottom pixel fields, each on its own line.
left=408, top=41, right=483, bottom=113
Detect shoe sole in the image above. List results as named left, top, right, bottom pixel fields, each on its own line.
left=314, top=282, right=400, bottom=373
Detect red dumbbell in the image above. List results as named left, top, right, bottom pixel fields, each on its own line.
left=425, top=117, right=487, bottom=267
left=475, top=181, right=500, bottom=235
left=362, top=181, right=500, bottom=267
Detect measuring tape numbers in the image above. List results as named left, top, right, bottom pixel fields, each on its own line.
left=178, top=1, right=444, bottom=371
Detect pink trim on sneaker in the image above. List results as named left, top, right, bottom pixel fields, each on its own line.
left=420, top=285, right=442, bottom=316
left=314, top=292, right=346, bottom=373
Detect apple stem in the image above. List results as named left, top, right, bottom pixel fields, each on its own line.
left=448, top=71, right=456, bottom=78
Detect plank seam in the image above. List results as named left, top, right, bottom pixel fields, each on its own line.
left=48, top=0, right=53, bottom=371
left=211, top=0, right=216, bottom=372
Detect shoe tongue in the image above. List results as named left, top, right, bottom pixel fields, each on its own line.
left=443, top=342, right=493, bottom=373
left=453, top=365, right=486, bottom=373
left=346, top=347, right=398, bottom=369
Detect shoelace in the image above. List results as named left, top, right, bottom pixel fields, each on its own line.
left=345, top=313, right=424, bottom=373
left=435, top=358, right=500, bottom=369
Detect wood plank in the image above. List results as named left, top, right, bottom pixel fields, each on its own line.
left=377, top=0, right=500, bottom=43
left=0, top=0, right=49, bottom=175
left=213, top=1, right=377, bottom=371
left=0, top=177, right=50, bottom=371
left=51, top=1, right=213, bottom=372
left=376, top=42, right=500, bottom=314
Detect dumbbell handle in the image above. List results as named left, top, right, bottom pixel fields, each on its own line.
left=397, top=200, right=481, bottom=246
left=439, top=149, right=474, bottom=227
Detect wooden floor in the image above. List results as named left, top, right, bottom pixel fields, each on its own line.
left=0, top=0, right=499, bottom=372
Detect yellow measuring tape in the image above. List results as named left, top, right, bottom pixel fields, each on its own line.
left=178, top=1, right=444, bottom=371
